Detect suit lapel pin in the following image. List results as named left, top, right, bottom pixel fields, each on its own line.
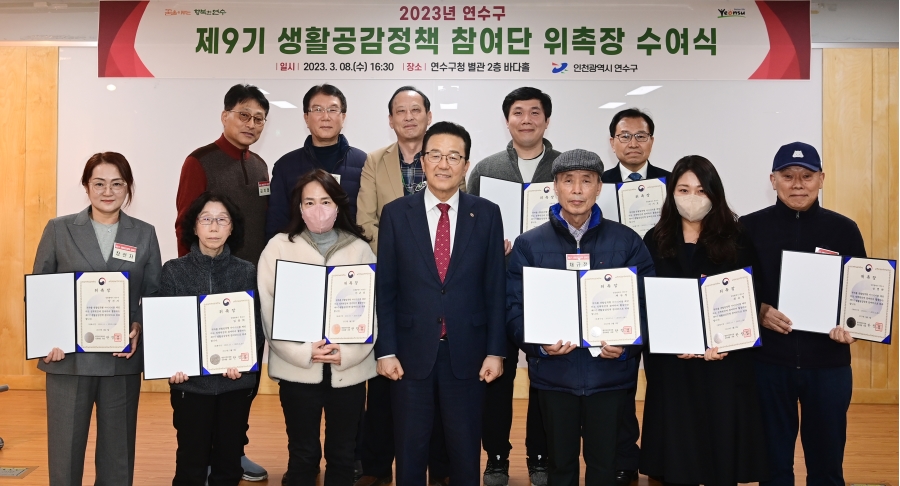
left=470, top=212, right=474, bottom=217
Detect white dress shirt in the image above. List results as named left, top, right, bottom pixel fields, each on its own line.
left=424, top=187, right=460, bottom=253
left=618, top=160, right=649, bottom=181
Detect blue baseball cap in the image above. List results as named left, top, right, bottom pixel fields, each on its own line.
left=772, top=142, right=822, bottom=172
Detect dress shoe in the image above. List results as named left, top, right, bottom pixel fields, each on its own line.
left=614, top=470, right=638, bottom=486
left=429, top=475, right=450, bottom=486
left=354, top=474, right=393, bottom=486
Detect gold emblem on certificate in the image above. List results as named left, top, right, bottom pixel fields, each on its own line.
left=616, top=178, right=666, bottom=237
left=199, top=291, right=258, bottom=374
left=324, top=264, right=376, bottom=344
left=839, top=257, right=896, bottom=344
left=580, top=267, right=641, bottom=347
left=522, top=183, right=558, bottom=232
left=700, top=267, right=760, bottom=352
left=76, top=271, right=130, bottom=353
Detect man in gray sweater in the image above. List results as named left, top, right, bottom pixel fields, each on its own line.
left=467, top=86, right=559, bottom=486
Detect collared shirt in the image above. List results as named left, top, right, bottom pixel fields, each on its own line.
left=566, top=217, right=590, bottom=243
left=400, top=151, right=427, bottom=195
left=618, top=160, right=649, bottom=182
left=424, top=187, right=460, bottom=252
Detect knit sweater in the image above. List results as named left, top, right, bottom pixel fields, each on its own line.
left=258, top=229, right=377, bottom=387
left=175, top=135, right=270, bottom=265
left=159, top=244, right=263, bottom=395
left=467, top=139, right=561, bottom=196
left=740, top=198, right=867, bottom=368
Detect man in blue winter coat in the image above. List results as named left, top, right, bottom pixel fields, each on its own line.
left=507, top=149, right=655, bottom=486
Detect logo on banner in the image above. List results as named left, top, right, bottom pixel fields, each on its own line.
left=551, top=62, right=568, bottom=74
left=222, top=298, right=231, bottom=306
left=717, top=8, right=746, bottom=18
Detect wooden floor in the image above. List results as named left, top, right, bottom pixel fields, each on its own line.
left=0, top=391, right=896, bottom=485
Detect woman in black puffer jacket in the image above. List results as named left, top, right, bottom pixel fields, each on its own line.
left=160, top=191, right=263, bottom=486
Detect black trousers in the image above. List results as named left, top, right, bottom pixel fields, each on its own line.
left=279, top=366, right=367, bottom=486
left=358, top=374, right=450, bottom=478
left=481, top=351, right=548, bottom=460
left=171, top=388, right=254, bottom=486
left=539, top=388, right=627, bottom=486
left=615, top=386, right=640, bottom=471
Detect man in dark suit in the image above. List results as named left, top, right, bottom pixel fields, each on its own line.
left=375, top=121, right=507, bottom=486
left=600, top=107, right=671, bottom=486
left=600, top=108, right=671, bottom=185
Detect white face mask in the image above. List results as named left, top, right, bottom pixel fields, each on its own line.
left=674, top=194, right=712, bottom=222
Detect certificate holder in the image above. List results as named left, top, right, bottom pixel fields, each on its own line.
left=597, top=184, right=620, bottom=223
left=199, top=291, right=259, bottom=375
left=142, top=296, right=202, bottom=380
left=272, top=260, right=376, bottom=344
left=616, top=178, right=666, bottom=237
left=24, top=273, right=77, bottom=359
left=76, top=271, right=131, bottom=353
left=838, top=257, right=896, bottom=343
left=777, top=251, right=843, bottom=334
left=480, top=177, right=558, bottom=241
left=645, top=277, right=706, bottom=354
left=699, top=268, right=761, bottom=352
left=579, top=267, right=642, bottom=346
left=522, top=266, right=640, bottom=347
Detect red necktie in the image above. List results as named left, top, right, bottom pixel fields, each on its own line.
left=435, top=203, right=451, bottom=338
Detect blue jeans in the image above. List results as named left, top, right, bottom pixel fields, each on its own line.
left=754, top=361, right=852, bottom=486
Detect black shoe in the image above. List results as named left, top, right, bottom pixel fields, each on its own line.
left=614, top=470, right=638, bottom=486
left=354, top=475, right=393, bottom=486
left=483, top=455, right=510, bottom=486
left=526, top=456, right=548, bottom=486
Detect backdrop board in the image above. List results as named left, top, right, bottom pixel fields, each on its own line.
left=58, top=46, right=822, bottom=264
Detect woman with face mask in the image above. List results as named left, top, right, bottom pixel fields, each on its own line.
left=257, top=169, right=376, bottom=486
left=639, top=156, right=769, bottom=486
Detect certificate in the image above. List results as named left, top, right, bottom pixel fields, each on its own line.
left=142, top=296, right=202, bottom=380
left=616, top=178, right=666, bottom=237
left=480, top=177, right=557, bottom=240
left=645, top=267, right=761, bottom=354
left=580, top=267, right=641, bottom=346
left=199, top=291, right=258, bottom=374
left=76, top=271, right=130, bottom=352
left=700, top=268, right=761, bottom=352
left=324, top=264, right=376, bottom=344
left=839, top=257, right=896, bottom=343
left=598, top=183, right=620, bottom=223
left=778, top=251, right=843, bottom=334
left=272, top=260, right=376, bottom=344
left=523, top=266, right=641, bottom=347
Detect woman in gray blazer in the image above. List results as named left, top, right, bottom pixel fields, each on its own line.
left=34, top=152, right=162, bottom=486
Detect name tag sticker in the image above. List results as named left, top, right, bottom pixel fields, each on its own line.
left=113, top=243, right=137, bottom=262
left=258, top=181, right=271, bottom=196
left=331, top=173, right=342, bottom=184
left=815, top=247, right=839, bottom=255
left=566, top=254, right=590, bottom=270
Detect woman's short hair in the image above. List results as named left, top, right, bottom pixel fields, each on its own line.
left=80, top=152, right=135, bottom=206
left=179, top=192, right=245, bottom=253
left=284, top=169, right=370, bottom=243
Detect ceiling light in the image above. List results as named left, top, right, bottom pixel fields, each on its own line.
left=599, top=102, right=625, bottom=109
left=106, top=84, right=116, bottom=91
left=258, top=88, right=270, bottom=95
left=270, top=101, right=297, bottom=109
left=626, top=86, right=661, bottom=96
left=440, top=103, right=458, bottom=110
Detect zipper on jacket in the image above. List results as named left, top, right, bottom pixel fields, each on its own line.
left=241, top=151, right=249, bottom=185
left=209, top=259, right=214, bottom=294
left=794, top=211, right=801, bottom=368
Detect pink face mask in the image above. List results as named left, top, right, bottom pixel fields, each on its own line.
left=302, top=204, right=338, bottom=233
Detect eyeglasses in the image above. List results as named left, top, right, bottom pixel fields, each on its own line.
left=424, top=150, right=465, bottom=165
left=197, top=216, right=232, bottom=226
left=89, top=181, right=128, bottom=194
left=614, top=132, right=651, bottom=143
left=307, top=106, right=343, bottom=115
left=228, top=111, right=266, bottom=126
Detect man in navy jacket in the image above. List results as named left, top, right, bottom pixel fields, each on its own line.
left=265, top=84, right=366, bottom=238
left=507, top=149, right=655, bottom=486
left=741, top=142, right=865, bottom=486
left=375, top=121, right=506, bottom=486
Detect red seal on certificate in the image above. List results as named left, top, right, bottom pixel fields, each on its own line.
left=875, top=322, right=884, bottom=332
left=622, top=326, right=633, bottom=335
left=240, top=352, right=249, bottom=361
left=357, top=324, right=366, bottom=333
left=332, top=324, right=341, bottom=335
left=113, top=333, right=122, bottom=342
left=742, top=328, right=751, bottom=338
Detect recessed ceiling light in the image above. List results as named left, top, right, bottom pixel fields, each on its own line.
left=106, top=84, right=116, bottom=91
left=258, top=88, right=270, bottom=95
left=599, top=102, right=625, bottom=109
left=440, top=103, right=458, bottom=110
left=270, top=101, right=297, bottom=109
left=626, top=86, right=661, bottom=96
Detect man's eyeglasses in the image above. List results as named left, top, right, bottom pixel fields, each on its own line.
left=89, top=181, right=128, bottom=194
left=614, top=132, right=651, bottom=143
left=197, top=216, right=232, bottom=226
left=307, top=106, right=343, bottom=115
left=424, top=150, right=465, bottom=165
left=229, top=111, right=266, bottom=126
